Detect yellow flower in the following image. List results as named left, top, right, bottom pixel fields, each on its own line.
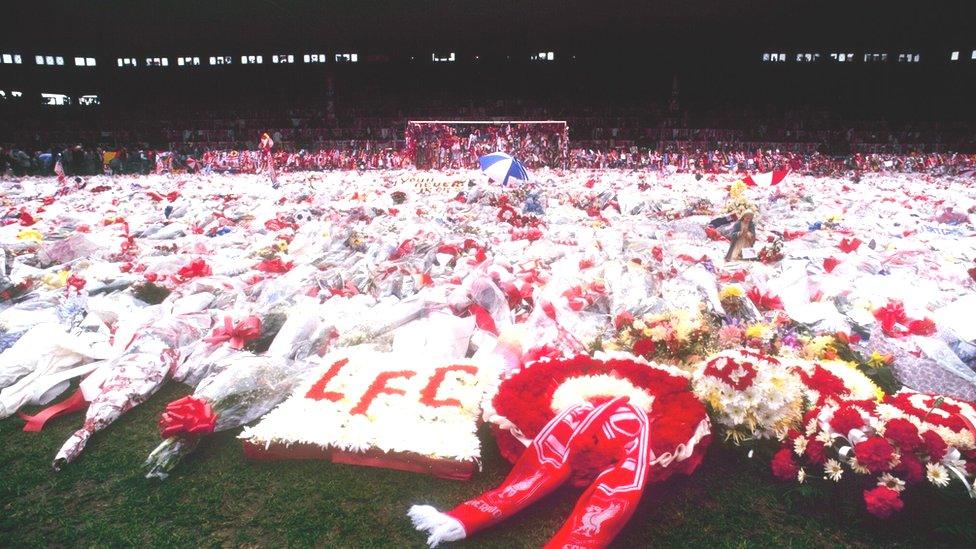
left=720, top=285, right=744, bottom=300
left=729, top=180, right=746, bottom=198
left=866, top=351, right=892, bottom=369
left=275, top=240, right=289, bottom=253
left=42, top=270, right=70, bottom=289
left=803, top=335, right=836, bottom=359
left=16, top=229, right=44, bottom=243
left=745, top=324, right=770, bottom=340
left=648, top=325, right=668, bottom=341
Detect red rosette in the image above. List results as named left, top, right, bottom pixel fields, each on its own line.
left=488, top=354, right=710, bottom=481
left=159, top=396, right=217, bottom=438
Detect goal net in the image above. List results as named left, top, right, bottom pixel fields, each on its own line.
left=405, top=120, right=568, bottom=170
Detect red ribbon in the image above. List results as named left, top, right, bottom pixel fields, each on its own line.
left=159, top=396, right=217, bottom=438
left=19, top=388, right=89, bottom=432
left=204, top=316, right=262, bottom=349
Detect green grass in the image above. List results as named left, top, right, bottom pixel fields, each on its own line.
left=1, top=382, right=974, bottom=548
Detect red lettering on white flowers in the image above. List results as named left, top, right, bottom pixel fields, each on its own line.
left=305, top=358, right=351, bottom=401
left=420, top=365, right=479, bottom=408
left=305, top=362, right=482, bottom=412
left=350, top=370, right=417, bottom=415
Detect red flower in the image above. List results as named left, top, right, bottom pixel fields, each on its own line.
left=838, top=238, right=861, bottom=254
left=894, top=452, right=924, bottom=484
left=805, top=438, right=826, bottom=464
left=747, top=288, right=783, bottom=311
left=614, top=311, right=634, bottom=330
left=921, top=430, right=947, bottom=461
left=632, top=338, right=656, bottom=358
left=771, top=447, right=799, bottom=481
left=651, top=246, right=663, bottom=262
left=884, top=418, right=921, bottom=452
left=254, top=258, right=293, bottom=273
left=863, top=486, right=904, bottom=519
left=19, top=212, right=36, bottom=226
left=969, top=266, right=976, bottom=282
left=702, top=356, right=758, bottom=391
left=830, top=405, right=864, bottom=433
left=874, top=302, right=908, bottom=336
left=177, top=258, right=212, bottom=280
left=797, top=365, right=850, bottom=403
left=159, top=396, right=217, bottom=438
left=854, top=437, right=895, bottom=473
left=823, top=257, right=841, bottom=273
left=66, top=274, right=86, bottom=292
left=907, top=318, right=936, bottom=336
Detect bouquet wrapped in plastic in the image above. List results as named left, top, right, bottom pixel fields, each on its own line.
left=53, top=311, right=213, bottom=469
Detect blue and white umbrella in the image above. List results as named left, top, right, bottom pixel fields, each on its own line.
left=478, top=152, right=529, bottom=186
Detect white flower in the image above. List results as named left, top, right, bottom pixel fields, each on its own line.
left=849, top=458, right=870, bottom=475
left=926, top=463, right=951, bottom=487
left=824, top=459, right=844, bottom=482
left=816, top=429, right=834, bottom=446
left=877, top=473, right=906, bottom=492
left=797, top=467, right=806, bottom=484
left=793, top=436, right=808, bottom=457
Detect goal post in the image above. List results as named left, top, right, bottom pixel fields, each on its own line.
left=405, top=120, right=569, bottom=169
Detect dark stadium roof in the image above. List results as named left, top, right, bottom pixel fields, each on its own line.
left=2, top=0, right=973, bottom=54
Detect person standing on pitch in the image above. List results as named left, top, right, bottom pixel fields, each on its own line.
left=260, top=132, right=279, bottom=188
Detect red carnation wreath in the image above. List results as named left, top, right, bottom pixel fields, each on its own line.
left=486, top=353, right=711, bottom=483
left=411, top=354, right=711, bottom=547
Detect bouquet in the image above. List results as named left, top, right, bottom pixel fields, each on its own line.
left=692, top=349, right=805, bottom=443
left=773, top=390, right=976, bottom=518
left=53, top=312, right=213, bottom=469
left=606, top=306, right=714, bottom=364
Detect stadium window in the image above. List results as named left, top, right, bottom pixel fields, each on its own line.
left=830, top=53, right=855, bottom=62
left=177, top=56, right=200, bottom=66
left=303, top=53, right=326, bottom=63
left=209, top=56, right=232, bottom=65
left=241, top=55, right=263, bottom=64
left=272, top=54, right=294, bottom=64
left=432, top=52, right=456, bottom=63
left=530, top=51, right=555, bottom=61
left=863, top=53, right=888, bottom=62
left=794, top=53, right=819, bottom=63
left=950, top=51, right=960, bottom=61
left=762, top=53, right=786, bottom=62
left=971, top=50, right=975, bottom=60
left=11, top=90, right=22, bottom=97
left=35, top=55, right=64, bottom=66
left=117, top=57, right=138, bottom=67
left=335, top=53, right=358, bottom=63
left=41, top=93, right=71, bottom=106
left=2, top=53, right=23, bottom=64
left=0, top=90, right=5, bottom=99
left=897, top=53, right=920, bottom=63
left=78, top=94, right=100, bottom=106
left=145, top=57, right=169, bottom=67
left=74, top=56, right=96, bottom=67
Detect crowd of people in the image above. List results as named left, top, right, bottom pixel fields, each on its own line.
left=4, top=140, right=975, bottom=179
left=404, top=123, right=568, bottom=169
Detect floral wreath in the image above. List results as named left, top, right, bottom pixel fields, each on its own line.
left=484, top=352, right=711, bottom=482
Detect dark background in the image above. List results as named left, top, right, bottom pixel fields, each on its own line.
left=0, top=1, right=974, bottom=121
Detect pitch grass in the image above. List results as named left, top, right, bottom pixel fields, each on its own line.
left=1, top=383, right=974, bottom=548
